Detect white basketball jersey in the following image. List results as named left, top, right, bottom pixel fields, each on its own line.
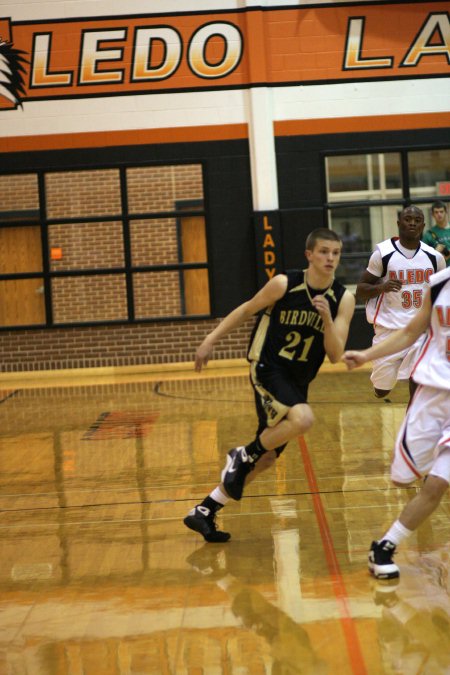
left=411, top=267, right=450, bottom=391
left=365, top=238, right=442, bottom=329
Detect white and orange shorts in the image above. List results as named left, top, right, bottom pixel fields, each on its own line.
left=391, top=384, right=450, bottom=484
left=370, top=326, right=425, bottom=391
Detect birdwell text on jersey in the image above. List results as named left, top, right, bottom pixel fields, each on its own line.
left=279, top=309, right=324, bottom=333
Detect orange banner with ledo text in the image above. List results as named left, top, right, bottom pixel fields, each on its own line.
left=1, top=3, right=449, bottom=109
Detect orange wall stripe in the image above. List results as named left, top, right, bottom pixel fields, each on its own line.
left=0, top=123, right=249, bottom=153
left=1, top=110, right=448, bottom=154
left=275, top=112, right=450, bottom=136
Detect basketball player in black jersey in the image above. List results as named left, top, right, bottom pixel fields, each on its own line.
left=184, top=228, right=355, bottom=542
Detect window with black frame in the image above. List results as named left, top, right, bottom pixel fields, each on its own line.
left=0, top=164, right=210, bottom=329
left=325, top=148, right=450, bottom=288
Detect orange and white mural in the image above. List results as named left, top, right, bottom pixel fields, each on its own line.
left=0, top=2, right=449, bottom=152
left=2, top=6, right=449, bottom=104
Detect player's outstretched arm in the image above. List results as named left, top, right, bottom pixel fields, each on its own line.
left=194, top=274, right=288, bottom=372
left=342, top=288, right=432, bottom=370
left=315, top=289, right=355, bottom=363
left=341, top=349, right=371, bottom=370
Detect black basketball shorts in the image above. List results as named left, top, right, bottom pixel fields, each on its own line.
left=250, top=360, right=309, bottom=434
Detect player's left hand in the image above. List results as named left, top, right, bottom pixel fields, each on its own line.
left=195, top=341, right=213, bottom=372
left=311, top=295, right=332, bottom=322
left=342, top=350, right=367, bottom=370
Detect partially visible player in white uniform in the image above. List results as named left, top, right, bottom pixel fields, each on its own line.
left=343, top=266, right=450, bottom=579
left=356, top=205, right=445, bottom=400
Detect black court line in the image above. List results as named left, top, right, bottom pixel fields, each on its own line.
left=0, top=390, right=21, bottom=404
left=153, top=381, right=251, bottom=404
left=153, top=381, right=399, bottom=406
left=0, top=485, right=421, bottom=514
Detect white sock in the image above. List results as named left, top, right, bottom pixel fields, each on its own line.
left=381, top=520, right=413, bottom=546
left=210, top=486, right=229, bottom=506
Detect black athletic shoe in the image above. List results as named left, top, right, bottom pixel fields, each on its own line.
left=184, top=505, right=231, bottom=543
left=221, top=446, right=255, bottom=500
left=368, top=540, right=400, bottom=580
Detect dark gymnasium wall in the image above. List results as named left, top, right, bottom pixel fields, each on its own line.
left=2, top=125, right=446, bottom=354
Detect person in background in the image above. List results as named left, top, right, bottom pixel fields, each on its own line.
left=339, top=220, right=363, bottom=283
left=342, top=265, right=450, bottom=580
left=184, top=228, right=355, bottom=543
left=356, top=205, right=445, bottom=402
left=422, top=200, right=450, bottom=267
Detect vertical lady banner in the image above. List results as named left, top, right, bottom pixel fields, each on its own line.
left=253, top=211, right=283, bottom=289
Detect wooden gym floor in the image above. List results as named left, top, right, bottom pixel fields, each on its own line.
left=0, top=362, right=449, bottom=674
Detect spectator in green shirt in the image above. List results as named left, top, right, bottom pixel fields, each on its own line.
left=422, top=200, right=450, bottom=267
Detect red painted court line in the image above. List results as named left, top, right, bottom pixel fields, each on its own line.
left=298, top=436, right=367, bottom=675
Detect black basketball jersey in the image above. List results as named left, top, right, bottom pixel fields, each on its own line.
left=247, top=269, right=347, bottom=385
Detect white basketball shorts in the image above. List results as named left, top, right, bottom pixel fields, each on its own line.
left=391, top=384, right=450, bottom=484
left=370, top=326, right=425, bottom=391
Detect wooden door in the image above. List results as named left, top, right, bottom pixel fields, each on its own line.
left=0, top=226, right=46, bottom=326
left=180, top=215, right=210, bottom=315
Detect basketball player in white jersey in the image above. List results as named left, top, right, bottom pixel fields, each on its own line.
left=343, top=265, right=450, bottom=579
left=356, top=205, right=445, bottom=400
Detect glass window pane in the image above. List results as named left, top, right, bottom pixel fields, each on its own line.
left=48, top=221, right=124, bottom=271
left=408, top=149, right=450, bottom=197
left=0, top=174, right=39, bottom=216
left=131, top=214, right=210, bottom=315
left=52, top=275, right=127, bottom=323
left=0, top=279, right=45, bottom=326
left=45, top=170, right=121, bottom=218
left=0, top=226, right=42, bottom=273
left=327, top=155, right=369, bottom=192
left=133, top=271, right=182, bottom=318
left=328, top=204, right=403, bottom=284
left=127, top=165, right=204, bottom=214
left=326, top=153, right=402, bottom=198
left=382, top=153, right=403, bottom=190
left=130, top=218, right=179, bottom=266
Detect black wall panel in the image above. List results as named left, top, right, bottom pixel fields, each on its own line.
left=276, top=128, right=449, bottom=208
left=205, top=150, right=255, bottom=316
left=2, top=125, right=446, bottom=348
left=280, top=207, right=325, bottom=270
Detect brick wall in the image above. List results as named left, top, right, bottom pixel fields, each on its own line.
left=0, top=163, right=226, bottom=371
left=0, top=319, right=254, bottom=372
left=130, top=218, right=179, bottom=266
left=51, top=275, right=128, bottom=324
left=127, top=165, right=203, bottom=213
left=1, top=173, right=39, bottom=210
left=49, top=221, right=125, bottom=271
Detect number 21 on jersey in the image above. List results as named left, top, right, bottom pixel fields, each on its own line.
left=279, top=331, right=315, bottom=361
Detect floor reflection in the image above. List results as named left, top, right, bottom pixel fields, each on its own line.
left=0, top=370, right=449, bottom=673
left=186, top=544, right=329, bottom=674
